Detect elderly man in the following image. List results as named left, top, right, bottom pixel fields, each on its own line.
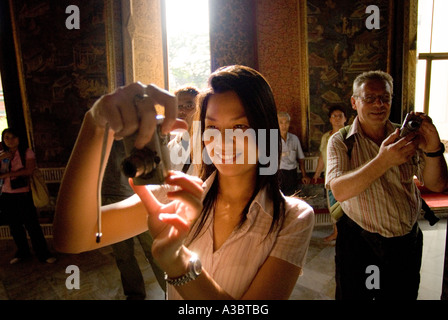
left=278, top=111, right=310, bottom=196
left=326, top=70, right=447, bottom=300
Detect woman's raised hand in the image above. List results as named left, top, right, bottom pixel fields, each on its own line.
left=89, top=82, right=187, bottom=149
left=130, top=171, right=204, bottom=273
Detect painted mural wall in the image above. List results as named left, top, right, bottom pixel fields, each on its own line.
left=10, top=0, right=110, bottom=167
left=306, top=0, right=390, bottom=152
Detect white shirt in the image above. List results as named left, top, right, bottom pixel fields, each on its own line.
left=167, top=131, right=195, bottom=175
left=167, top=171, right=315, bottom=299
left=280, top=133, right=305, bottom=170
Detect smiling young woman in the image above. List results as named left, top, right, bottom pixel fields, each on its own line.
left=53, top=65, right=315, bottom=300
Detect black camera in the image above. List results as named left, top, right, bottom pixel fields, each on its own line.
left=399, top=113, right=422, bottom=137
left=121, top=117, right=171, bottom=185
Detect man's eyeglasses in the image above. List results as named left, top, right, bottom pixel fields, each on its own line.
left=178, top=103, right=195, bottom=110
left=354, top=94, right=393, bottom=104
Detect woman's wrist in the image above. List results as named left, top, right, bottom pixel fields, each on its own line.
left=86, top=103, right=112, bottom=131
left=84, top=110, right=114, bottom=143
left=86, top=108, right=104, bottom=128
left=162, top=245, right=193, bottom=279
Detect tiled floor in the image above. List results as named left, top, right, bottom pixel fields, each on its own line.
left=0, top=218, right=446, bottom=300
left=295, top=218, right=447, bottom=300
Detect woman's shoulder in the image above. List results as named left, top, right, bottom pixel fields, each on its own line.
left=283, top=196, right=315, bottom=226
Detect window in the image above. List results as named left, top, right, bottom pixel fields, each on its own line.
left=164, top=0, right=211, bottom=91
left=415, top=0, right=448, bottom=141
left=0, top=75, right=7, bottom=135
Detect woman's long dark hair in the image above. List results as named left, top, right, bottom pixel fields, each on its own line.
left=189, top=65, right=285, bottom=241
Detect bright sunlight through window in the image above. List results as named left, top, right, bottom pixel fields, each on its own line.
left=0, top=76, right=7, bottom=134
left=415, top=0, right=448, bottom=141
left=165, top=0, right=211, bottom=92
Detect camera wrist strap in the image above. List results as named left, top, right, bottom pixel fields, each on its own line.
left=96, top=122, right=110, bottom=243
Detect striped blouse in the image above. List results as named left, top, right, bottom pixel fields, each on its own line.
left=325, top=117, right=425, bottom=238
left=167, top=171, right=315, bottom=300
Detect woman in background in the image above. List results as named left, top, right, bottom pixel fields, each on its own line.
left=312, top=106, right=347, bottom=242
left=0, top=128, right=55, bottom=264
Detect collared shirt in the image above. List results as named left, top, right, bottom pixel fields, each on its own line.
left=280, top=133, right=305, bottom=170
left=167, top=171, right=315, bottom=300
left=325, top=117, right=425, bottom=237
left=168, top=131, right=195, bottom=175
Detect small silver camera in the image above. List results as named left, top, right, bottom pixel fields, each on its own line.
left=400, top=113, right=422, bottom=137
left=121, top=116, right=171, bottom=185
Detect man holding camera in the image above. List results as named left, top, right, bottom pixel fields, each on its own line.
left=326, top=70, right=448, bottom=300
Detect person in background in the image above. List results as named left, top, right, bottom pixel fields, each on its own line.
left=174, top=86, right=200, bottom=132
left=326, top=70, right=448, bottom=300
left=104, top=140, right=166, bottom=299
left=0, top=128, right=56, bottom=264
left=278, top=111, right=310, bottom=196
left=168, top=86, right=200, bottom=175
left=312, top=105, right=347, bottom=242
left=53, top=65, right=315, bottom=300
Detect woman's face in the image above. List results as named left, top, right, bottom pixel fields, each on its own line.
left=203, top=91, right=258, bottom=178
left=329, top=109, right=346, bottom=129
left=2, top=132, right=19, bottom=150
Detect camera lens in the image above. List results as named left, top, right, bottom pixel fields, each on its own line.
left=408, top=121, right=419, bottom=129
left=121, top=158, right=139, bottom=178
left=121, top=149, right=158, bottom=178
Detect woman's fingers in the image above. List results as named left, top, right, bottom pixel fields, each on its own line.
left=167, top=190, right=203, bottom=223
left=133, top=95, right=158, bottom=149
left=90, top=82, right=145, bottom=136
left=159, top=213, right=190, bottom=236
left=145, top=84, right=178, bottom=134
left=165, top=171, right=204, bottom=198
left=90, top=82, right=184, bottom=149
left=129, top=178, right=163, bottom=214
